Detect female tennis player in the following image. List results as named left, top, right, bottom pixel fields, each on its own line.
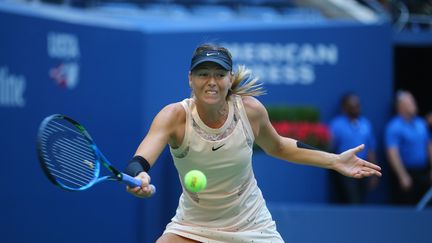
left=125, top=43, right=382, bottom=243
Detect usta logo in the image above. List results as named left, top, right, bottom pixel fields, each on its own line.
left=49, top=62, right=79, bottom=89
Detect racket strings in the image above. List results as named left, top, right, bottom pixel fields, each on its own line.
left=40, top=119, right=98, bottom=189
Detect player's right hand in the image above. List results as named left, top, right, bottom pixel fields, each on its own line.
left=126, top=172, right=153, bottom=198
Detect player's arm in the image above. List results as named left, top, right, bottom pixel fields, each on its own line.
left=133, top=103, right=184, bottom=165
left=126, top=103, right=184, bottom=197
left=244, top=96, right=381, bottom=178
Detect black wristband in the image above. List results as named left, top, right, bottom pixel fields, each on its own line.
left=124, top=155, right=150, bottom=177
left=296, top=141, right=319, bottom=151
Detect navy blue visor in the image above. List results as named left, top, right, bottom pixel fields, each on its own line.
left=190, top=50, right=232, bottom=71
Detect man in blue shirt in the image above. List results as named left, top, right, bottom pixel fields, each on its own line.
left=385, top=90, right=432, bottom=205
left=329, top=92, right=378, bottom=204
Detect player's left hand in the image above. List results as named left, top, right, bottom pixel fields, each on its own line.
left=334, top=144, right=382, bottom=179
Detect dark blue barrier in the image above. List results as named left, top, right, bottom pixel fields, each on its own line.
left=269, top=204, right=432, bottom=243
left=0, top=2, right=393, bottom=243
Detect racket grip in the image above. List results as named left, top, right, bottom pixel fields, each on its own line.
left=122, top=173, right=156, bottom=195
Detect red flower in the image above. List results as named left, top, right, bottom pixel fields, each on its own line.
left=270, top=121, right=330, bottom=150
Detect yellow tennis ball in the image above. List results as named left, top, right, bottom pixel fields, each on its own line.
left=184, top=170, right=207, bottom=193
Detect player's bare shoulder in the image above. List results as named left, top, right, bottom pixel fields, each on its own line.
left=241, top=96, right=267, bottom=121
left=240, top=96, right=269, bottom=137
left=157, top=102, right=186, bottom=127
left=157, top=102, right=187, bottom=147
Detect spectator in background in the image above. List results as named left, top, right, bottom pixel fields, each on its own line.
left=329, top=92, right=378, bottom=204
left=385, top=90, right=432, bottom=205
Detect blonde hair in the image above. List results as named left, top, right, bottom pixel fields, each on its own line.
left=190, top=43, right=266, bottom=97
left=230, top=64, right=266, bottom=97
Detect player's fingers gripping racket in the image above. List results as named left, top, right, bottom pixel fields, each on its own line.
left=37, top=114, right=156, bottom=195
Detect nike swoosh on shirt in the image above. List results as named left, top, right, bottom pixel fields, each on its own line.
left=212, top=144, right=225, bottom=151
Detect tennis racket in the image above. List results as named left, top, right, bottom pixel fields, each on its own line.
left=36, top=114, right=156, bottom=194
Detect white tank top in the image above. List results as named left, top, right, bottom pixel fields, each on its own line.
left=165, top=95, right=284, bottom=243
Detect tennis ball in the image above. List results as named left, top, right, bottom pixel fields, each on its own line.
left=184, top=170, right=207, bottom=193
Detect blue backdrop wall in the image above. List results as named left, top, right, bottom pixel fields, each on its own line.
left=0, top=2, right=393, bottom=243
